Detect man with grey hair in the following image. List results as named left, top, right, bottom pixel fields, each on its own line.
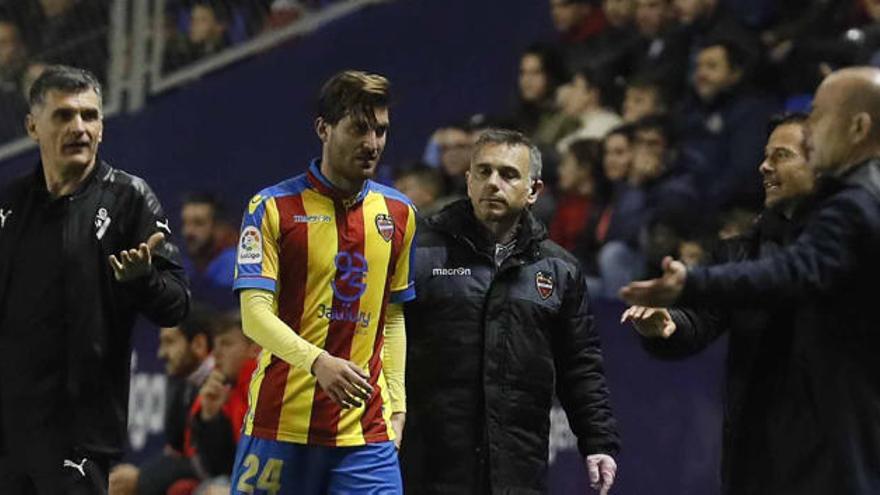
left=0, top=65, right=189, bottom=493
left=401, top=128, right=619, bottom=494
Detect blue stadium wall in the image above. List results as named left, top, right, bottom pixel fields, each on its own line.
left=1, top=0, right=726, bottom=493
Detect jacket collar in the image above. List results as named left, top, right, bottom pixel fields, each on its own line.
left=30, top=159, right=111, bottom=199
left=429, top=199, right=547, bottom=260
left=839, top=157, right=880, bottom=200
left=305, top=158, right=370, bottom=208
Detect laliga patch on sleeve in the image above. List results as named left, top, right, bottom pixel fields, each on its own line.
left=238, top=225, right=263, bottom=265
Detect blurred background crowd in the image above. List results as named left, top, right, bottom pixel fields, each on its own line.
left=396, top=0, right=880, bottom=297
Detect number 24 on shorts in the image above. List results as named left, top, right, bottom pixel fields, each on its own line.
left=236, top=454, right=284, bottom=495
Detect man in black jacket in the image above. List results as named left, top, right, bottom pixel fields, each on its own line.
left=401, top=129, right=619, bottom=495
left=0, top=65, right=189, bottom=494
left=622, top=113, right=817, bottom=494
left=621, top=67, right=880, bottom=494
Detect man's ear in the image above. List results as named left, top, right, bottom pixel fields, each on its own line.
left=315, top=117, right=330, bottom=143
left=851, top=112, right=873, bottom=144
left=25, top=113, right=37, bottom=141
left=527, top=179, right=544, bottom=205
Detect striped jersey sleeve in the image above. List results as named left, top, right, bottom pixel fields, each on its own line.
left=234, top=192, right=282, bottom=293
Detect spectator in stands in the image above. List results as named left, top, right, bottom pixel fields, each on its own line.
left=596, top=116, right=699, bottom=296
left=0, top=18, right=26, bottom=95
left=571, top=125, right=634, bottom=289
left=550, top=138, right=610, bottom=252
left=602, top=123, right=634, bottom=183
left=507, top=44, right=579, bottom=151
left=163, top=1, right=230, bottom=73
left=549, top=0, right=608, bottom=71
left=34, top=0, right=108, bottom=81
left=765, top=0, right=880, bottom=87
left=166, top=312, right=261, bottom=495
left=759, top=0, right=850, bottom=95
left=189, top=1, right=230, bottom=52
left=0, top=19, right=28, bottom=141
left=109, top=307, right=217, bottom=495
left=584, top=0, right=637, bottom=75
left=555, top=66, right=623, bottom=151
left=432, top=123, right=474, bottom=198
left=603, top=0, right=635, bottom=30
left=678, top=38, right=778, bottom=211
left=262, top=0, right=303, bottom=31
left=673, top=0, right=760, bottom=65
left=179, top=192, right=237, bottom=304
left=394, top=165, right=447, bottom=216
left=619, top=0, right=689, bottom=96
left=621, top=72, right=669, bottom=122
left=20, top=61, right=48, bottom=98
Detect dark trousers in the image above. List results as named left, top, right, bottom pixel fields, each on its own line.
left=0, top=454, right=109, bottom=495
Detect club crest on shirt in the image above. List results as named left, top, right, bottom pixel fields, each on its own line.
left=375, top=214, right=394, bottom=242
left=238, top=226, right=262, bottom=264
left=0, top=208, right=11, bottom=229
left=535, top=271, right=554, bottom=300
left=95, top=207, right=112, bottom=240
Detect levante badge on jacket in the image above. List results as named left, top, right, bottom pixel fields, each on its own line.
left=535, top=271, right=554, bottom=300
left=375, top=214, right=395, bottom=242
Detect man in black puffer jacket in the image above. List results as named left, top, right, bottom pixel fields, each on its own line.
left=401, top=129, right=619, bottom=495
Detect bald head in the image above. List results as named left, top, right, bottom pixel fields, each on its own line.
left=807, top=67, right=880, bottom=174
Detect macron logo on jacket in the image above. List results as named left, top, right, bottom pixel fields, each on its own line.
left=432, top=267, right=472, bottom=276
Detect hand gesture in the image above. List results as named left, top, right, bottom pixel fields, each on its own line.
left=199, top=369, right=231, bottom=421
left=109, top=232, right=165, bottom=282
left=311, top=352, right=373, bottom=409
left=618, top=256, right=687, bottom=307
left=586, top=454, right=617, bottom=495
left=621, top=306, right=677, bottom=339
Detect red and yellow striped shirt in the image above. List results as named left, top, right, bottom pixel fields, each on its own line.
left=233, top=160, right=416, bottom=446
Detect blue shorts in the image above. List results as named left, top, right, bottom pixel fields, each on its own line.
left=230, top=435, right=402, bottom=495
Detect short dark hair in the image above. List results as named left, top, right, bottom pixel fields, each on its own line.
left=767, top=112, right=808, bottom=137
left=633, top=114, right=675, bottom=145
left=473, top=128, right=543, bottom=180
left=700, top=37, right=749, bottom=73
left=521, top=43, right=570, bottom=92
left=212, top=310, right=243, bottom=337
left=29, top=65, right=102, bottom=109
left=317, top=70, right=390, bottom=126
left=626, top=72, right=670, bottom=109
left=605, top=123, right=636, bottom=142
left=572, top=65, right=611, bottom=106
left=182, top=191, right=225, bottom=219
left=178, top=303, right=217, bottom=350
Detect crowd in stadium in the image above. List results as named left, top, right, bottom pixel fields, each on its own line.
left=0, top=0, right=339, bottom=141
left=393, top=0, right=880, bottom=299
